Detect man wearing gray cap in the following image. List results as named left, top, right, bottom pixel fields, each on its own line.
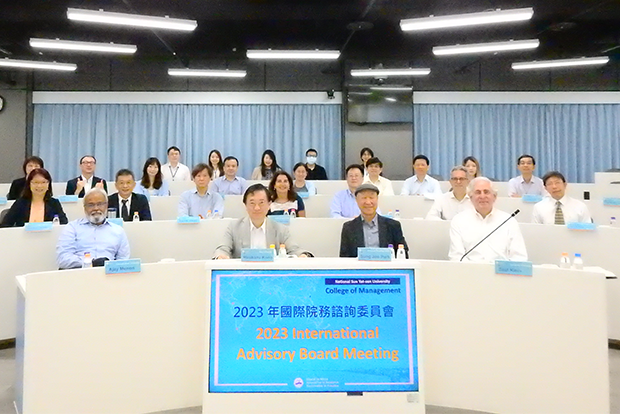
left=339, top=183, right=409, bottom=258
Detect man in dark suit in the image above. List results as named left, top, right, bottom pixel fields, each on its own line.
left=65, top=155, right=108, bottom=198
left=339, top=183, right=409, bottom=258
left=107, top=169, right=152, bottom=221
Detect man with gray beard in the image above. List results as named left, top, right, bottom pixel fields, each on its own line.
left=56, top=188, right=130, bottom=269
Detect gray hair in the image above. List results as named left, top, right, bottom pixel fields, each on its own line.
left=84, top=187, right=108, bottom=201
left=467, top=176, right=497, bottom=196
left=450, top=165, right=469, bottom=175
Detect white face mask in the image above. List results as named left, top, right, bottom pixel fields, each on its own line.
left=306, top=156, right=317, bottom=165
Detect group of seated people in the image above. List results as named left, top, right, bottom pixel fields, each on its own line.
left=0, top=145, right=593, bottom=271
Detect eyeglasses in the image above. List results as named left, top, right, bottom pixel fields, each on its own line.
left=450, top=177, right=468, bottom=182
left=81, top=161, right=96, bottom=165
left=85, top=202, right=107, bottom=208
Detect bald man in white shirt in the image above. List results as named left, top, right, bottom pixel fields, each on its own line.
left=449, top=177, right=527, bottom=262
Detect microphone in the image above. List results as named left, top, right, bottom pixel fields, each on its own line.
left=460, top=209, right=520, bottom=262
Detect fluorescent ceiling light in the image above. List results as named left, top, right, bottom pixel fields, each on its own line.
left=67, top=8, right=197, bottom=31
left=351, top=68, right=430, bottom=77
left=30, top=38, right=137, bottom=54
left=385, top=97, right=398, bottom=102
left=168, top=68, right=247, bottom=78
left=433, top=39, right=539, bottom=56
left=246, top=50, right=340, bottom=60
left=0, top=58, right=77, bottom=71
left=370, top=86, right=413, bottom=91
left=400, top=7, right=534, bottom=31
left=512, top=56, right=610, bottom=70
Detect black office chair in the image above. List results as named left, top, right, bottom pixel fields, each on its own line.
left=0, top=209, right=9, bottom=223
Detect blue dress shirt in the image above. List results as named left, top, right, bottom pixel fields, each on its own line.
left=330, top=189, right=360, bottom=218
left=178, top=189, right=225, bottom=217
left=56, top=218, right=130, bottom=269
left=211, top=176, right=248, bottom=196
left=400, top=174, right=442, bottom=196
left=135, top=181, right=170, bottom=198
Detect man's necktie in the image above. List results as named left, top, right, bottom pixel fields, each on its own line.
left=554, top=201, right=565, bottom=225
left=121, top=199, right=129, bottom=221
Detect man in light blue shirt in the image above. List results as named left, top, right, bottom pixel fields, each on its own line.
left=56, top=188, right=130, bottom=269
left=400, top=154, right=442, bottom=197
left=330, top=164, right=364, bottom=218
left=178, top=163, right=224, bottom=217
left=210, top=156, right=248, bottom=196
left=507, top=154, right=546, bottom=197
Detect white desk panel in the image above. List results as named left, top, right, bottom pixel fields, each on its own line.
left=16, top=260, right=608, bottom=414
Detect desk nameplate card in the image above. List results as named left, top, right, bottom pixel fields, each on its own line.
left=177, top=216, right=200, bottom=224
left=57, top=195, right=79, bottom=203
left=521, top=194, right=543, bottom=203
left=603, top=197, right=620, bottom=206
left=241, top=248, right=275, bottom=262
left=495, top=260, right=533, bottom=277
left=567, top=222, right=596, bottom=231
left=24, top=222, right=53, bottom=232
left=107, top=218, right=124, bottom=227
left=268, top=215, right=291, bottom=225
left=105, top=259, right=142, bottom=275
left=358, top=247, right=392, bottom=262
left=0, top=197, right=7, bottom=205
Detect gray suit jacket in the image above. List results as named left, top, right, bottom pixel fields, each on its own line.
left=213, top=216, right=307, bottom=258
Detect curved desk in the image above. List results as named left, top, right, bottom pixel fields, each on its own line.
left=15, top=259, right=608, bottom=414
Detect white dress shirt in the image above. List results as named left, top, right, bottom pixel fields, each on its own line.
left=449, top=208, right=528, bottom=262
left=426, top=191, right=472, bottom=220
left=507, top=175, right=546, bottom=197
left=532, top=196, right=592, bottom=224
left=161, top=163, right=191, bottom=181
left=250, top=219, right=267, bottom=249
left=400, top=174, right=442, bottom=197
left=363, top=176, right=395, bottom=196
left=80, top=175, right=94, bottom=193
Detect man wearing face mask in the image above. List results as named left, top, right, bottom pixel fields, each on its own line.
left=56, top=188, right=130, bottom=269
left=305, top=148, right=328, bottom=180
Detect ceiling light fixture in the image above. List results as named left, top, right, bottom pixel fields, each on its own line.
left=400, top=7, right=534, bottom=32
left=433, top=39, right=539, bottom=56
left=246, top=50, right=340, bottom=60
left=512, top=56, right=610, bottom=70
left=30, top=38, right=137, bottom=54
left=67, top=8, right=197, bottom=31
left=0, top=58, right=77, bottom=71
left=168, top=68, right=247, bottom=78
left=351, top=68, right=430, bottom=77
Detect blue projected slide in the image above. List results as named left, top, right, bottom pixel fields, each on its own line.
left=208, top=269, right=418, bottom=393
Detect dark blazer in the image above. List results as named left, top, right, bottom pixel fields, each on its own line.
left=0, top=197, right=68, bottom=227
left=339, top=214, right=409, bottom=258
left=7, top=177, right=26, bottom=200
left=107, top=192, right=152, bottom=221
left=65, top=176, right=108, bottom=198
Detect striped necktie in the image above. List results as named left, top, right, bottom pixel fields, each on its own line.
left=554, top=201, right=565, bottom=225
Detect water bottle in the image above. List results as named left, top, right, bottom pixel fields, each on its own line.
left=132, top=211, right=140, bottom=222
left=572, top=253, right=583, bottom=270
left=290, top=210, right=296, bottom=218
left=213, top=209, right=222, bottom=219
left=610, top=217, right=616, bottom=227
left=283, top=210, right=290, bottom=216
left=394, top=210, right=401, bottom=220
left=387, top=210, right=393, bottom=218
left=82, top=252, right=92, bottom=268
left=206, top=210, right=212, bottom=219
left=559, top=252, right=570, bottom=269
left=279, top=244, right=287, bottom=259
left=52, top=215, right=60, bottom=226
left=388, top=244, right=395, bottom=260
left=270, top=244, right=277, bottom=260
left=397, top=244, right=406, bottom=260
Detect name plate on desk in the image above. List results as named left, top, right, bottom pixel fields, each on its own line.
left=0, top=196, right=7, bottom=205
left=495, top=260, right=533, bottom=277
left=358, top=247, right=392, bottom=261
left=24, top=222, right=53, bottom=232
left=603, top=197, right=620, bottom=206
left=567, top=222, right=596, bottom=231
left=521, top=194, right=543, bottom=203
left=57, top=195, right=79, bottom=203
left=268, top=215, right=291, bottom=225
left=297, top=191, right=310, bottom=199
left=177, top=216, right=200, bottom=224
left=105, top=259, right=141, bottom=275
left=241, top=248, right=274, bottom=262
left=107, top=218, right=124, bottom=227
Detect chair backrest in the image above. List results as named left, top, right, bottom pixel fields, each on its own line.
left=0, top=209, right=9, bottom=223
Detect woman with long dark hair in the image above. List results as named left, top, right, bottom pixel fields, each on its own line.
left=1, top=168, right=68, bottom=227
left=209, top=149, right=224, bottom=179
left=268, top=171, right=306, bottom=217
left=135, top=157, right=170, bottom=197
left=251, top=149, right=281, bottom=180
